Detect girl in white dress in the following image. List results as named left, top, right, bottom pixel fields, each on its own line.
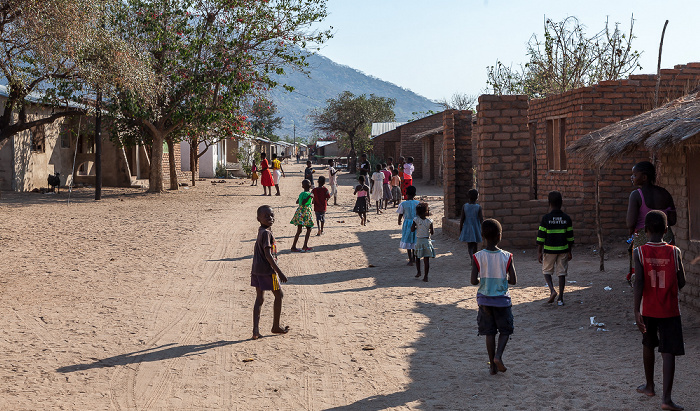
left=370, top=164, right=385, bottom=214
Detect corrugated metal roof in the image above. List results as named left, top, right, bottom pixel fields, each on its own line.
left=371, top=122, right=406, bottom=137
left=316, top=140, right=336, bottom=148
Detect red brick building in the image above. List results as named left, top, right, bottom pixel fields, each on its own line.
left=443, top=62, right=700, bottom=248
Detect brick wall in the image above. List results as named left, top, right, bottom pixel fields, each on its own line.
left=372, top=128, right=401, bottom=162
left=658, top=147, right=700, bottom=311
left=442, top=110, right=473, bottom=220
left=162, top=143, right=191, bottom=187
left=399, top=113, right=444, bottom=179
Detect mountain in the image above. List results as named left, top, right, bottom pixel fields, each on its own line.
left=269, top=52, right=441, bottom=141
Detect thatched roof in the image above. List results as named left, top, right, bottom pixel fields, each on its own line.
left=567, top=91, right=700, bottom=166
left=411, top=126, right=444, bottom=142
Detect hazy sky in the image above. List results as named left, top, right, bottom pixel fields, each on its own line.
left=314, top=0, right=699, bottom=102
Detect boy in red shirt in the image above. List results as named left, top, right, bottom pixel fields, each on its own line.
left=633, top=210, right=686, bottom=411
left=312, top=176, right=331, bottom=236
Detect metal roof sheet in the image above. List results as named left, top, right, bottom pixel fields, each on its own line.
left=371, top=122, right=406, bottom=137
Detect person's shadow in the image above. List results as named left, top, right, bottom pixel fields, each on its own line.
left=56, top=339, right=247, bottom=373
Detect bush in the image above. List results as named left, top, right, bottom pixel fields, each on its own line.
left=215, top=163, right=228, bottom=178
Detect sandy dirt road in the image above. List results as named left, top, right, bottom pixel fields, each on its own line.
left=0, top=162, right=698, bottom=410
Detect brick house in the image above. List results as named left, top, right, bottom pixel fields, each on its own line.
left=373, top=111, right=470, bottom=185
left=569, top=91, right=700, bottom=311
left=442, top=62, right=700, bottom=248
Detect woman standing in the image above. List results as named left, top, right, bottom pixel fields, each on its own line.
left=260, top=152, right=274, bottom=196
left=271, top=153, right=286, bottom=196
left=625, top=161, right=676, bottom=282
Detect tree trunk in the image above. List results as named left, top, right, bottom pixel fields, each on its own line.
left=148, top=132, right=164, bottom=193
left=166, top=137, right=178, bottom=190
left=595, top=168, right=605, bottom=271
left=95, top=88, right=102, bottom=200
left=190, top=137, right=198, bottom=186
left=348, top=134, right=357, bottom=174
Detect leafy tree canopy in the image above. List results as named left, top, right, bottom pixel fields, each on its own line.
left=248, top=96, right=282, bottom=139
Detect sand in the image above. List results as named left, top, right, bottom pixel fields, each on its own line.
left=0, top=162, right=698, bottom=410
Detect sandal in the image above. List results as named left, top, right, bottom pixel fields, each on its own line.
left=302, top=247, right=314, bottom=252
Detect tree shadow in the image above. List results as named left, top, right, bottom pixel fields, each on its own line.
left=56, top=339, right=248, bottom=373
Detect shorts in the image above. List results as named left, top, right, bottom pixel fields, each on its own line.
left=642, top=316, right=684, bottom=355
left=477, top=305, right=514, bottom=336
left=250, top=274, right=280, bottom=291
left=542, top=253, right=569, bottom=276
left=315, top=212, right=325, bottom=222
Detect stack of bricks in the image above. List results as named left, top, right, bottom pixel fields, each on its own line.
left=162, top=143, right=191, bottom=188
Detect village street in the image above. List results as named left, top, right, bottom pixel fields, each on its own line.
left=0, top=162, right=698, bottom=410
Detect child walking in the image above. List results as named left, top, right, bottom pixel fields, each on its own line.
left=381, top=163, right=392, bottom=210
left=634, top=210, right=686, bottom=411
left=328, top=159, right=338, bottom=206
left=312, top=176, right=331, bottom=236
left=304, top=160, right=315, bottom=182
left=459, top=188, right=483, bottom=258
left=411, top=202, right=435, bottom=281
left=353, top=176, right=370, bottom=226
left=536, top=191, right=574, bottom=305
left=251, top=205, right=289, bottom=340
left=398, top=185, right=419, bottom=265
left=250, top=162, right=258, bottom=186
left=370, top=164, right=385, bottom=214
left=390, top=168, right=402, bottom=207
left=402, top=156, right=415, bottom=200
left=290, top=179, right=314, bottom=252
left=471, top=218, right=517, bottom=375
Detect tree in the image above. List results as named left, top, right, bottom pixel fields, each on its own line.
left=109, top=0, right=331, bottom=192
left=248, top=97, right=282, bottom=139
left=310, top=91, right=395, bottom=173
left=437, top=92, right=477, bottom=111
left=486, top=16, right=642, bottom=97
left=0, top=0, right=152, bottom=144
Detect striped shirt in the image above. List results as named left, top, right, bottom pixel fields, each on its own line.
left=473, top=249, right=513, bottom=307
left=536, top=210, right=574, bottom=254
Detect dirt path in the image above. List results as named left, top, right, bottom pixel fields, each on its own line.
left=0, top=162, right=698, bottom=410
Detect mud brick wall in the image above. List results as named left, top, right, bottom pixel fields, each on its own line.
left=163, top=143, right=191, bottom=187
left=372, top=128, right=401, bottom=162
left=529, top=62, right=700, bottom=240
left=399, top=112, right=443, bottom=179
left=658, top=147, right=700, bottom=312
left=475, top=95, right=553, bottom=247
left=442, top=110, right=473, bottom=220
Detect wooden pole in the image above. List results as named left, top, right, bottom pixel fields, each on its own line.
left=595, top=168, right=605, bottom=271
left=95, top=87, right=102, bottom=200
left=654, top=20, right=669, bottom=109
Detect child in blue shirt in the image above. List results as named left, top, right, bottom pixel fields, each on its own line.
left=471, top=218, right=517, bottom=375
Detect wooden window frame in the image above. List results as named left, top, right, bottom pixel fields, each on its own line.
left=546, top=116, right=567, bottom=171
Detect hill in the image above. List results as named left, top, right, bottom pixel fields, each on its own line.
left=269, top=52, right=441, bottom=141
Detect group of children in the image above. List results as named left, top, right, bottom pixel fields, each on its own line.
left=250, top=159, right=686, bottom=410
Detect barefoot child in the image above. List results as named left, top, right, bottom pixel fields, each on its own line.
left=536, top=191, right=574, bottom=305
left=251, top=205, right=289, bottom=340
left=304, top=160, right=315, bottom=182
left=398, top=185, right=419, bottom=265
left=352, top=176, right=370, bottom=226
left=459, top=188, right=483, bottom=259
left=290, top=179, right=314, bottom=252
left=328, top=159, right=338, bottom=205
left=471, top=218, right=517, bottom=375
left=411, top=202, right=435, bottom=281
left=250, top=162, right=258, bottom=186
left=312, top=176, right=331, bottom=236
left=370, top=164, right=384, bottom=214
left=390, top=168, right=401, bottom=207
left=402, top=156, right=414, bottom=200
left=634, top=210, right=686, bottom=411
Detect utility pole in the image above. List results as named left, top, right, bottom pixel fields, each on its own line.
left=293, top=119, right=296, bottom=162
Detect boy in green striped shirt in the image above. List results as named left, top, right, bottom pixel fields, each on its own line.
left=537, top=191, right=574, bottom=306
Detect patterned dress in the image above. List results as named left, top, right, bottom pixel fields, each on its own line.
left=398, top=199, right=419, bottom=249
left=290, top=191, right=314, bottom=228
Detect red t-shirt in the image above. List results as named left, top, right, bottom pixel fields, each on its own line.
left=639, top=242, right=681, bottom=318
left=381, top=169, right=391, bottom=184
left=312, top=186, right=330, bottom=212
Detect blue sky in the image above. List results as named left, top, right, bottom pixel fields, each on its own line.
left=313, top=0, right=699, bottom=101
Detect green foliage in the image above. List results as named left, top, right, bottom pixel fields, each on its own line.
left=248, top=97, right=282, bottom=139
left=237, top=143, right=261, bottom=177
left=107, top=0, right=332, bottom=191
left=486, top=15, right=642, bottom=98
left=215, top=162, right=228, bottom=178
left=310, top=91, right=395, bottom=157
